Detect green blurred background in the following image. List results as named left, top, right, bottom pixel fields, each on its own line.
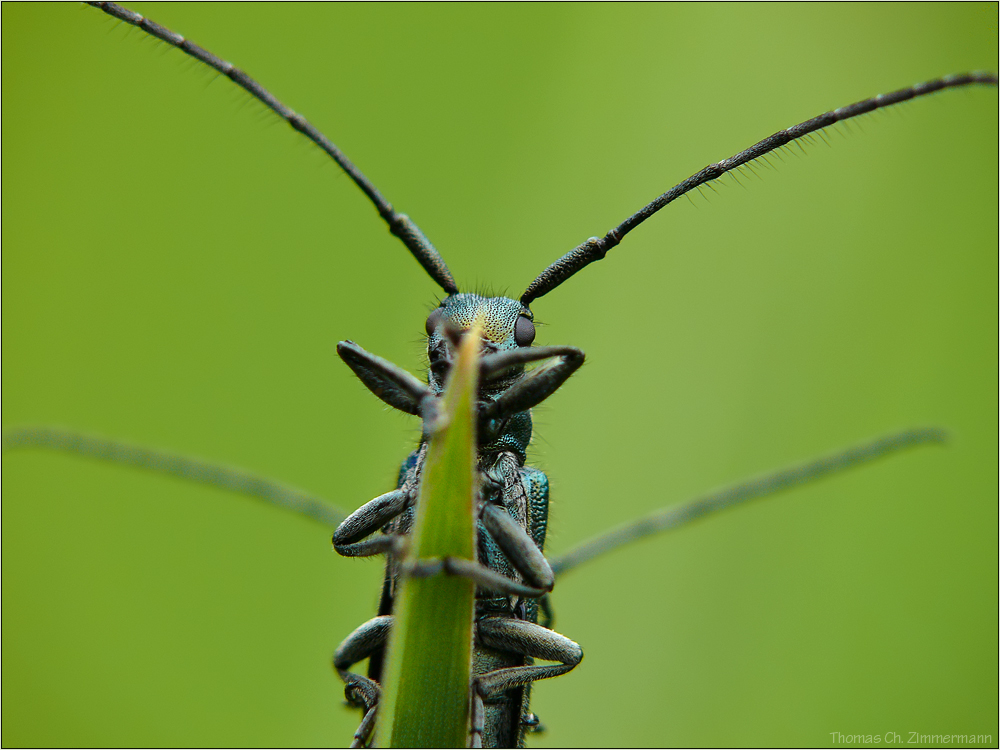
left=3, top=4, right=997, bottom=747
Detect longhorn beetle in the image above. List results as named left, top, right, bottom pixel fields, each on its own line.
left=3, top=4, right=997, bottom=747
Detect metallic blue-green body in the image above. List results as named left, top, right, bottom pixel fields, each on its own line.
left=372, top=293, right=552, bottom=746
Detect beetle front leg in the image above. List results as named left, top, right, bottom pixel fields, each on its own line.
left=337, top=341, right=431, bottom=416
left=480, top=346, right=584, bottom=422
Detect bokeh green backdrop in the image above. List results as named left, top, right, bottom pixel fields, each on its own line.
left=3, top=4, right=997, bottom=747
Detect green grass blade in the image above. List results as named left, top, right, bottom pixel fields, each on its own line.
left=379, top=330, right=480, bottom=748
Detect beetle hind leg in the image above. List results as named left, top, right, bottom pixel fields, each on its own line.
left=333, top=616, right=393, bottom=746
left=473, top=617, right=583, bottom=699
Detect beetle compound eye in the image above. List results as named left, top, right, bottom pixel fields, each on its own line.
left=514, top=315, right=536, bottom=347
left=425, top=309, right=444, bottom=336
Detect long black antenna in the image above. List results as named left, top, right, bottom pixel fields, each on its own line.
left=88, top=2, right=459, bottom=295
left=521, top=72, right=998, bottom=305
left=550, top=428, right=944, bottom=577
left=3, top=427, right=346, bottom=527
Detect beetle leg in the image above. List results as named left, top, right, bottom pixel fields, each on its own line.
left=480, top=503, right=554, bottom=591
left=480, top=345, right=583, bottom=381
left=335, top=535, right=399, bottom=558
left=404, top=556, right=547, bottom=598
left=469, top=691, right=486, bottom=748
left=333, top=615, right=392, bottom=711
left=333, top=488, right=410, bottom=556
left=473, top=617, right=583, bottom=699
left=349, top=705, right=378, bottom=749
left=337, top=340, right=431, bottom=416
left=480, top=347, right=584, bottom=421
left=522, top=711, right=544, bottom=734
left=537, top=593, right=555, bottom=629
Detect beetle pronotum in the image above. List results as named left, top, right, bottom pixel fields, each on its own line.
left=3, top=4, right=996, bottom=746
